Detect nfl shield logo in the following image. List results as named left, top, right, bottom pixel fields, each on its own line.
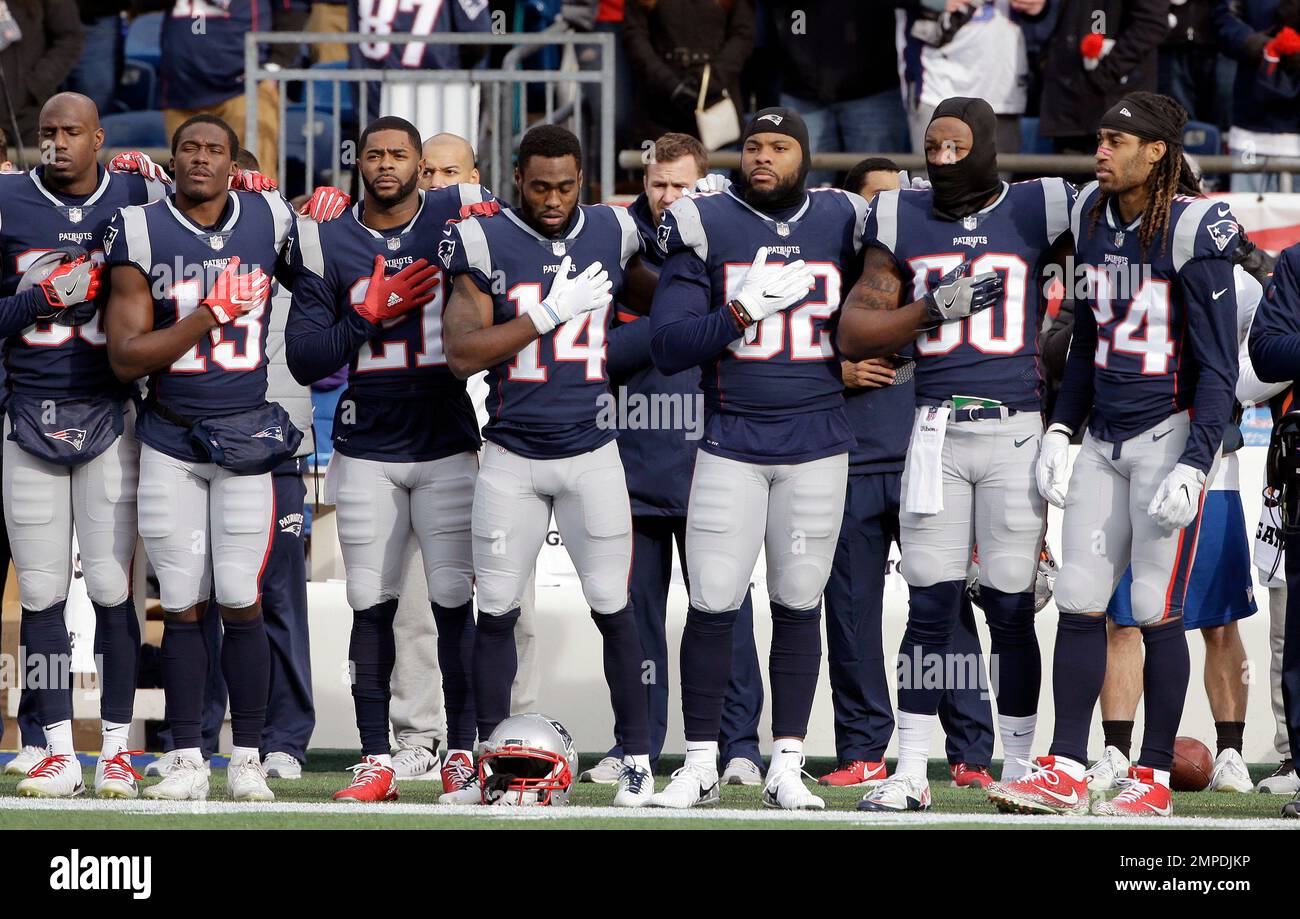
left=552, top=240, right=566, bottom=256
left=209, top=235, right=225, bottom=251
left=67, top=207, right=83, bottom=224
left=386, top=236, right=400, bottom=251
left=776, top=222, right=790, bottom=237
left=1114, top=231, right=1125, bottom=247
left=962, top=215, right=977, bottom=230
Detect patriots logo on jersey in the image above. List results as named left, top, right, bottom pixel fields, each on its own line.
left=44, top=429, right=87, bottom=451
left=438, top=237, right=456, bottom=268
left=252, top=426, right=284, bottom=441
left=102, top=224, right=118, bottom=256
left=657, top=222, right=671, bottom=250
left=1207, top=218, right=1238, bottom=252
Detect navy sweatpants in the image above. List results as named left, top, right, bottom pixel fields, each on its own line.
left=606, top=515, right=763, bottom=769
left=823, top=471, right=994, bottom=766
left=159, top=462, right=315, bottom=759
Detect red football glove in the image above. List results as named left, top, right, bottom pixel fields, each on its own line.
left=355, top=255, right=440, bottom=325
left=299, top=186, right=351, bottom=222
left=202, top=256, right=271, bottom=324
left=458, top=199, right=500, bottom=221
left=1265, top=26, right=1300, bottom=72
left=109, top=151, right=172, bottom=184
left=230, top=166, right=278, bottom=193
left=38, top=255, right=101, bottom=313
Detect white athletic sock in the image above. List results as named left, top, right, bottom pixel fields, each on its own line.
left=447, top=748, right=473, bottom=762
left=101, top=721, right=130, bottom=759
left=684, top=742, right=718, bottom=770
left=998, top=714, right=1037, bottom=780
left=625, top=754, right=651, bottom=772
left=372, top=752, right=394, bottom=769
left=230, top=745, right=260, bottom=765
left=174, top=747, right=204, bottom=765
left=895, top=711, right=938, bottom=779
left=769, top=739, right=804, bottom=776
left=1151, top=768, right=1170, bottom=788
left=46, top=720, right=74, bottom=756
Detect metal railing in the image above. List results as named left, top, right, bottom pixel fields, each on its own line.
left=618, top=151, right=1299, bottom=191
left=243, top=29, right=615, bottom=199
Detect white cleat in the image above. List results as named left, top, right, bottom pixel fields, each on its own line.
left=856, top=773, right=932, bottom=812
left=578, top=755, right=624, bottom=785
left=5, top=744, right=47, bottom=776
left=263, top=752, right=302, bottom=780
left=1258, top=759, right=1300, bottom=795
left=228, top=755, right=275, bottom=801
left=95, top=750, right=141, bottom=799
left=1209, top=748, right=1254, bottom=793
left=612, top=763, right=655, bottom=807
left=647, top=761, right=720, bottom=809
left=143, top=756, right=210, bottom=800
left=392, top=743, right=440, bottom=781
left=145, top=750, right=212, bottom=778
left=437, top=752, right=482, bottom=804
left=1084, top=745, right=1130, bottom=792
left=763, top=765, right=825, bottom=811
left=17, top=754, right=85, bottom=798
left=721, top=757, right=764, bottom=786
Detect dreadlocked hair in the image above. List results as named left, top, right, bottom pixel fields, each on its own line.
left=1087, top=94, right=1192, bottom=257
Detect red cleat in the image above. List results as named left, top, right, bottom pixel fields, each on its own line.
left=950, top=763, right=994, bottom=789
left=986, top=755, right=1089, bottom=815
left=818, top=760, right=887, bottom=787
left=334, top=756, right=398, bottom=802
left=1095, top=766, right=1173, bottom=817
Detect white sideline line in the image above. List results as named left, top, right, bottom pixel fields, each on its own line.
left=0, top=797, right=1291, bottom=828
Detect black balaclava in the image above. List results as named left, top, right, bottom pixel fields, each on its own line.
left=739, top=107, right=811, bottom=213
left=927, top=96, right=1001, bottom=221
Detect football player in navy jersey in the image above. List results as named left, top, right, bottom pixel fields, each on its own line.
left=442, top=124, right=660, bottom=806
left=576, top=133, right=766, bottom=790
left=837, top=97, right=1064, bottom=813
left=286, top=116, right=489, bottom=804
left=0, top=93, right=169, bottom=799
left=103, top=114, right=299, bottom=803
left=1250, top=240, right=1300, bottom=819
left=645, top=108, right=866, bottom=811
left=990, top=93, right=1240, bottom=818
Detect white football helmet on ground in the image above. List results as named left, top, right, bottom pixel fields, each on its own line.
left=477, top=713, right=579, bottom=806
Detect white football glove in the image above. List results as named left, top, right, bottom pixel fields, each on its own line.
left=1147, top=463, right=1207, bottom=531
left=1035, top=423, right=1072, bottom=509
left=898, top=170, right=931, bottom=190
left=695, top=173, right=729, bottom=193
left=526, top=257, right=612, bottom=335
left=734, top=246, right=816, bottom=326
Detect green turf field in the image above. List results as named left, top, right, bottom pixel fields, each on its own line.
left=0, top=752, right=1294, bottom=829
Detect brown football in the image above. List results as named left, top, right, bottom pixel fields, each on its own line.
left=1170, top=736, right=1214, bottom=791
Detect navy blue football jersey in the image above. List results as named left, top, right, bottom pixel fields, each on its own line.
left=441, top=204, right=643, bottom=459
left=160, top=0, right=301, bottom=109
left=1053, top=183, right=1241, bottom=474
left=0, top=167, right=168, bottom=398
left=104, top=189, right=296, bottom=460
left=863, top=179, right=1076, bottom=412
left=649, top=186, right=870, bottom=464
left=285, top=184, right=488, bottom=462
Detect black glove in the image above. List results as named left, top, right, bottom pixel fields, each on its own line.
left=670, top=79, right=700, bottom=113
